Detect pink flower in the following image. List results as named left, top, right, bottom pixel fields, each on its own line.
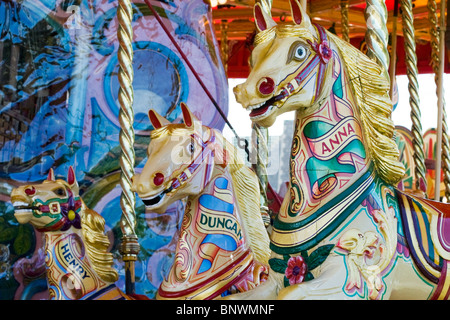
left=285, top=256, right=307, bottom=285
left=308, top=40, right=332, bottom=64
left=318, top=42, right=332, bottom=64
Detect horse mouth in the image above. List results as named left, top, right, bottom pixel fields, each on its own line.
left=142, top=193, right=165, bottom=207
left=247, top=94, right=284, bottom=120
left=13, top=201, right=39, bottom=212
left=140, top=185, right=173, bottom=208
left=12, top=201, right=38, bottom=223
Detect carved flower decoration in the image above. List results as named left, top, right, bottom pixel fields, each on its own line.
left=285, top=256, right=307, bottom=285
left=61, top=195, right=81, bottom=231
left=308, top=40, right=332, bottom=64
left=268, top=245, right=334, bottom=287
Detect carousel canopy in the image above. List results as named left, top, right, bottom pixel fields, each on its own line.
left=212, top=0, right=450, bottom=78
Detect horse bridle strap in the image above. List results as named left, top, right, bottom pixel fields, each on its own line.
left=38, top=198, right=82, bottom=215
left=169, top=132, right=216, bottom=192
left=277, top=24, right=333, bottom=104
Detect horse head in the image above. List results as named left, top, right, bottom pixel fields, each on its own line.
left=234, top=0, right=334, bottom=127
left=11, top=167, right=82, bottom=232
left=132, top=103, right=228, bottom=213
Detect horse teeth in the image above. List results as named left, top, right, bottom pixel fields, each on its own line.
left=13, top=201, right=28, bottom=207
left=247, top=102, right=265, bottom=111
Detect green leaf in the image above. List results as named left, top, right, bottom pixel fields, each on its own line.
left=305, top=272, right=314, bottom=282
left=13, top=225, right=33, bottom=256
left=0, top=227, right=17, bottom=243
left=307, top=244, right=335, bottom=271
left=284, top=276, right=290, bottom=287
left=269, top=258, right=288, bottom=274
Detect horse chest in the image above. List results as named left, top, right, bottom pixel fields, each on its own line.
left=45, top=232, right=99, bottom=299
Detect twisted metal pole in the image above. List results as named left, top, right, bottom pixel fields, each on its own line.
left=341, top=0, right=350, bottom=42
left=251, top=124, right=270, bottom=227
left=253, top=0, right=272, bottom=226
left=401, top=0, right=427, bottom=193
left=117, top=0, right=139, bottom=295
left=389, top=0, right=399, bottom=99
left=221, top=20, right=229, bottom=74
left=429, top=0, right=449, bottom=200
left=364, top=0, right=390, bottom=79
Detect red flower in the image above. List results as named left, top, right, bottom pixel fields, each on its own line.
left=318, top=42, right=332, bottom=64
left=285, top=256, right=307, bottom=285
left=308, top=40, right=332, bottom=64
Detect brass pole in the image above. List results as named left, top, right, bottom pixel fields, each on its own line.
left=221, top=20, right=229, bottom=74
left=364, top=0, right=390, bottom=79
left=117, top=0, right=139, bottom=295
left=401, top=0, right=427, bottom=193
left=341, top=0, right=350, bottom=42
left=389, top=0, right=399, bottom=99
left=251, top=124, right=270, bottom=227
left=433, top=0, right=448, bottom=200
left=254, top=0, right=272, bottom=226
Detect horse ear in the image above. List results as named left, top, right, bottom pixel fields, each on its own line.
left=289, top=0, right=311, bottom=26
left=180, top=102, right=199, bottom=128
left=47, top=168, right=55, bottom=181
left=254, top=2, right=277, bottom=32
left=148, top=109, right=171, bottom=130
left=67, top=166, right=78, bottom=188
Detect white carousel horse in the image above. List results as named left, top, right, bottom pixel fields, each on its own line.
left=229, top=0, right=450, bottom=300
left=11, top=167, right=148, bottom=300
left=131, top=103, right=271, bottom=299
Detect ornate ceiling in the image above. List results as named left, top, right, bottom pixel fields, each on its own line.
left=211, top=0, right=448, bottom=77
left=212, top=0, right=443, bottom=42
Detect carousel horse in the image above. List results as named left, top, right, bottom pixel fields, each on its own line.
left=131, top=103, right=271, bottom=299
left=230, top=0, right=450, bottom=300
left=10, top=167, right=148, bottom=300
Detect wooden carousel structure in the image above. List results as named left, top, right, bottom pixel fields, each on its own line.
left=110, top=0, right=449, bottom=294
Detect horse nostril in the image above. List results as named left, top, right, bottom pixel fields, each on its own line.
left=153, top=172, right=165, bottom=186
left=257, top=77, right=275, bottom=96
left=25, top=186, right=36, bottom=196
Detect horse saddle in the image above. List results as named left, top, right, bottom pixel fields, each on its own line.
left=396, top=189, right=450, bottom=299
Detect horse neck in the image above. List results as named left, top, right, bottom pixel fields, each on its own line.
left=43, top=208, right=112, bottom=300
left=161, top=165, right=253, bottom=297
left=274, top=48, right=373, bottom=243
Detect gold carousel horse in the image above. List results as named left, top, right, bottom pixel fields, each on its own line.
left=11, top=167, right=148, bottom=300
left=131, top=103, right=270, bottom=299
left=229, top=0, right=450, bottom=300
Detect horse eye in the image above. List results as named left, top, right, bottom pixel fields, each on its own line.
left=294, top=45, right=307, bottom=61
left=186, top=143, right=195, bottom=154
left=53, top=188, right=66, bottom=196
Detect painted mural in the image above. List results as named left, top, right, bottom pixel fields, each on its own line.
left=0, top=0, right=228, bottom=299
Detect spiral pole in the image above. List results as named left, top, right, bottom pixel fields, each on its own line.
left=389, top=0, right=399, bottom=99
left=364, top=0, right=390, bottom=79
left=341, top=0, right=350, bottom=42
left=401, top=0, right=427, bottom=193
left=251, top=124, right=270, bottom=227
left=221, top=20, right=229, bottom=74
left=117, top=0, right=139, bottom=295
left=428, top=0, right=449, bottom=200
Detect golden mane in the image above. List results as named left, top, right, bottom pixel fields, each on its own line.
left=80, top=203, right=119, bottom=283
left=215, top=130, right=271, bottom=265
left=149, top=124, right=270, bottom=264
left=328, top=33, right=406, bottom=185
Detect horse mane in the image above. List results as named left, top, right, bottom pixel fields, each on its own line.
left=80, top=203, right=119, bottom=283
left=328, top=32, right=406, bottom=185
left=216, top=130, right=271, bottom=265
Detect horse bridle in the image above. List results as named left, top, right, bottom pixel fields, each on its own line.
left=276, top=23, right=333, bottom=105
left=145, top=131, right=216, bottom=206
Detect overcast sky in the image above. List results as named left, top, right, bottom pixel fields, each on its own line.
left=223, top=74, right=450, bottom=141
